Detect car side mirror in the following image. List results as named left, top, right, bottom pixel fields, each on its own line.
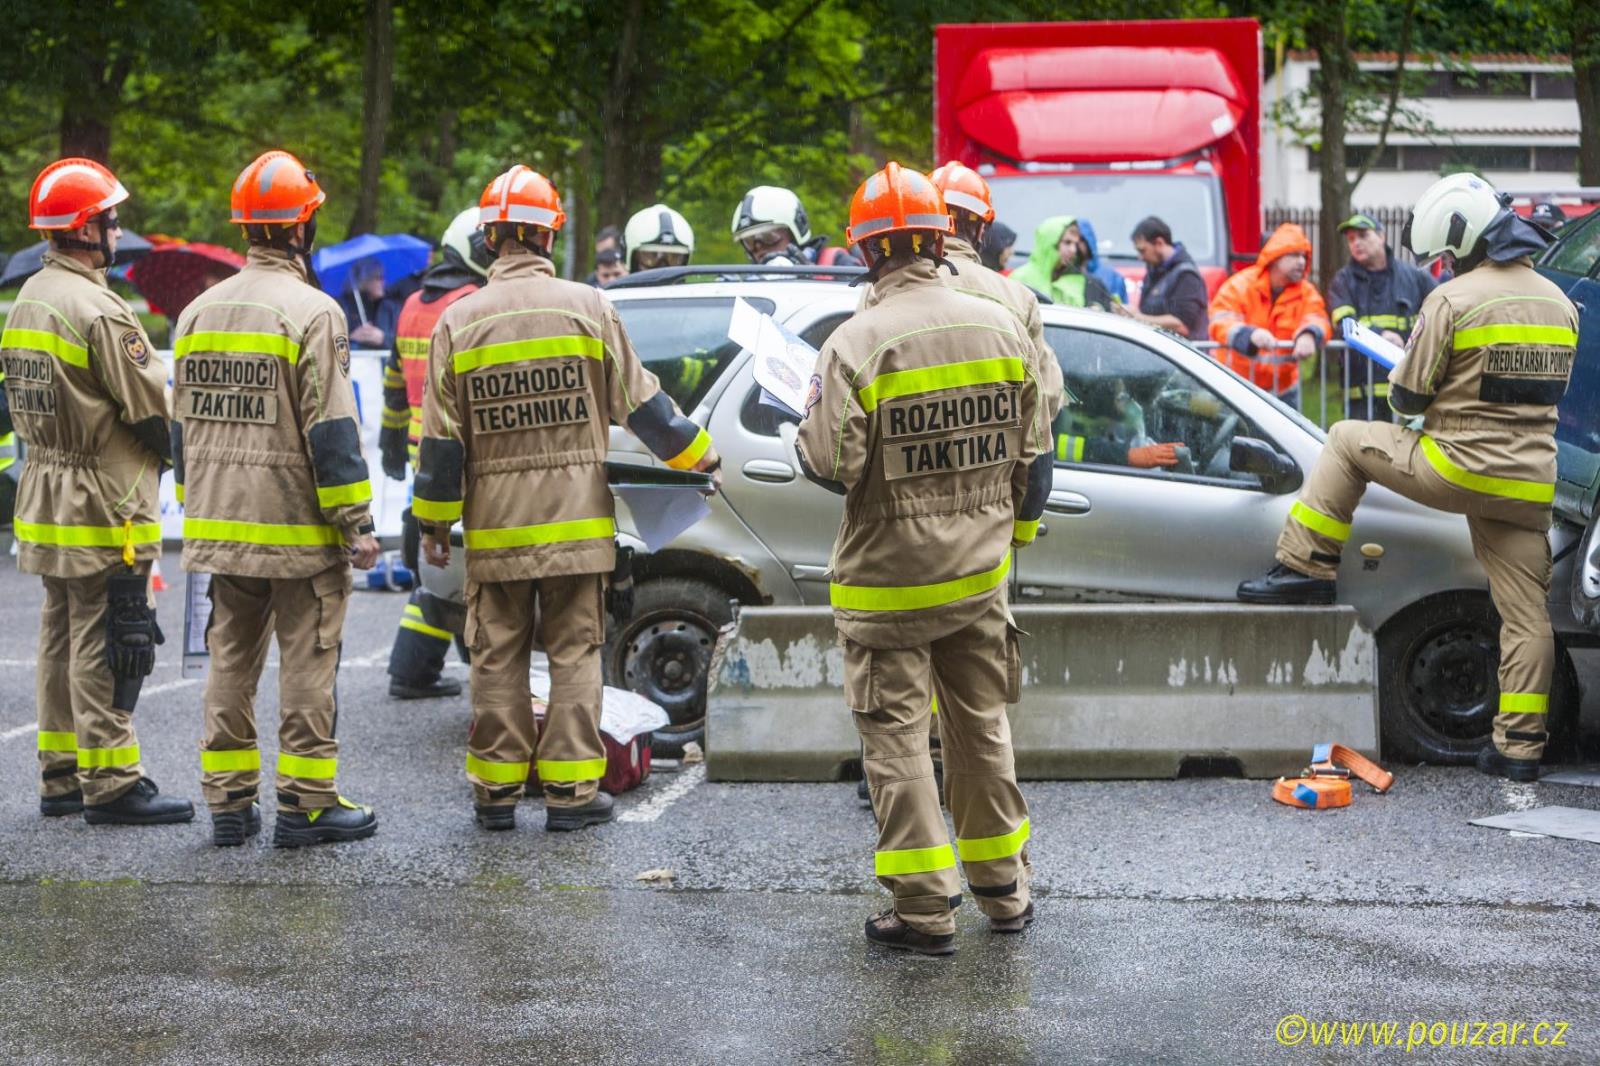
left=1230, top=436, right=1302, bottom=494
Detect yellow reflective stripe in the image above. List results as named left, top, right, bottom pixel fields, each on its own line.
left=664, top=427, right=711, bottom=471
left=14, top=521, right=161, bottom=547
left=1419, top=436, right=1554, bottom=504
left=1056, top=434, right=1085, bottom=462
left=38, top=730, right=78, bottom=753
left=1330, top=305, right=1356, bottom=322
left=400, top=605, right=452, bottom=641
left=466, top=753, right=531, bottom=784
left=381, top=409, right=410, bottom=428
left=278, top=752, right=337, bottom=779
left=396, top=337, right=430, bottom=359
left=174, top=483, right=185, bottom=503
left=535, top=757, right=607, bottom=783
left=1012, top=518, right=1039, bottom=545
left=175, top=330, right=301, bottom=364
left=316, top=480, right=373, bottom=508
left=856, top=356, right=1025, bottom=413
left=874, top=842, right=957, bottom=877
left=1361, top=314, right=1409, bottom=330
left=452, top=334, right=605, bottom=374
left=1289, top=501, right=1351, bottom=542
left=411, top=497, right=462, bottom=523
left=78, top=744, right=140, bottom=769
left=1345, top=383, right=1390, bottom=399
left=1499, top=692, right=1549, bottom=715
left=1453, top=323, right=1577, bottom=351
left=201, top=748, right=261, bottom=772
left=957, top=818, right=1031, bottom=863
left=183, top=517, right=344, bottom=546
left=1, top=327, right=90, bottom=368
left=831, top=553, right=1010, bottom=613
left=464, top=517, right=615, bottom=551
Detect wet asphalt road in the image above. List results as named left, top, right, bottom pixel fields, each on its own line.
left=2, top=553, right=1600, bottom=1065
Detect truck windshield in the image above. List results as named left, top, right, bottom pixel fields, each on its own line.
left=988, top=172, right=1224, bottom=267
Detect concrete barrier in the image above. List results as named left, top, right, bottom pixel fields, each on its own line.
left=707, top=603, right=1378, bottom=782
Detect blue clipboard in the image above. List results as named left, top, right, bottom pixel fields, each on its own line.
left=1340, top=318, right=1405, bottom=371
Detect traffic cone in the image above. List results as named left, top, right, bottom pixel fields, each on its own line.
left=150, top=558, right=168, bottom=593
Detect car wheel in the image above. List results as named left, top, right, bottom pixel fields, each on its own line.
left=1572, top=517, right=1600, bottom=631
left=1379, top=593, right=1578, bottom=764
left=604, top=577, right=734, bottom=758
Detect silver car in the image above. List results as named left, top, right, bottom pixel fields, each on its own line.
left=602, top=270, right=1580, bottom=764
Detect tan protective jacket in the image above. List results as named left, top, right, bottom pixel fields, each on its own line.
left=173, top=247, right=372, bottom=578
left=1393, top=258, right=1577, bottom=513
left=1, top=252, right=169, bottom=578
left=939, top=236, right=1065, bottom=420
left=414, top=247, right=715, bottom=583
left=797, top=259, right=1048, bottom=648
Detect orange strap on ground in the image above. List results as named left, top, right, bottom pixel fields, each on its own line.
left=1310, top=742, right=1394, bottom=793
left=1272, top=775, right=1352, bottom=809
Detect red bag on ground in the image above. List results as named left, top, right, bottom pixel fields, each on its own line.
left=528, top=700, right=653, bottom=795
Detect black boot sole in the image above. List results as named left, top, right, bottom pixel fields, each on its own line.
left=476, top=810, right=516, bottom=831
left=864, top=932, right=956, bottom=956
left=40, top=798, right=85, bottom=818
left=545, top=808, right=615, bottom=832
left=272, top=819, right=378, bottom=848
left=212, top=811, right=262, bottom=847
left=388, top=682, right=462, bottom=700
left=83, top=805, right=195, bottom=826
left=1236, top=585, right=1336, bottom=606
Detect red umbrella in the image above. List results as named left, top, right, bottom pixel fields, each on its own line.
left=129, top=241, right=245, bottom=318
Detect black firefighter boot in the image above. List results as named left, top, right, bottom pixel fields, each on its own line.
left=274, top=796, right=378, bottom=848
left=83, top=777, right=196, bottom=826
left=1237, top=563, right=1336, bottom=605
left=1476, top=744, right=1541, bottom=783
left=41, top=788, right=85, bottom=818
left=212, top=803, right=262, bottom=847
left=389, top=675, right=463, bottom=700
left=545, top=790, right=614, bottom=832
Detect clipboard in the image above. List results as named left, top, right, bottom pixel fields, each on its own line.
left=1340, top=318, right=1406, bottom=371
left=605, top=461, right=714, bottom=491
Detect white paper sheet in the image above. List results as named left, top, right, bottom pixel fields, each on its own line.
left=616, top=484, right=712, bottom=553
left=729, top=297, right=819, bottom=417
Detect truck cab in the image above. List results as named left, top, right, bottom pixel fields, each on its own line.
left=935, top=18, right=1263, bottom=295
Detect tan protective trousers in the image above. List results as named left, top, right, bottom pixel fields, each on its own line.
left=200, top=567, right=350, bottom=813
left=464, top=573, right=606, bottom=810
left=36, top=565, right=148, bottom=804
left=1278, top=421, right=1554, bottom=760
left=846, top=593, right=1032, bottom=936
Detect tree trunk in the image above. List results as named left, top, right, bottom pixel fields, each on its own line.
left=1307, top=0, right=1350, bottom=289
left=351, top=0, right=395, bottom=236
left=572, top=136, right=594, bottom=279
left=596, top=0, right=646, bottom=237
left=58, top=42, right=123, bottom=161
left=1575, top=0, right=1600, bottom=186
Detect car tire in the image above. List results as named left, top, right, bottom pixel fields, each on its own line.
left=1379, top=593, right=1578, bottom=764
left=604, top=577, right=734, bottom=759
left=1571, top=517, right=1600, bottom=632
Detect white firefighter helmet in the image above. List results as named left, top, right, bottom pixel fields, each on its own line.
left=440, top=206, right=490, bottom=278
left=624, top=204, right=695, bottom=268
left=731, top=185, right=813, bottom=248
left=1406, top=173, right=1505, bottom=262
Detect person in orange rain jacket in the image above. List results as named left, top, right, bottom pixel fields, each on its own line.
left=1207, top=223, right=1331, bottom=406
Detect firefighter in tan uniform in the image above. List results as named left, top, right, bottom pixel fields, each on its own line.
left=1239, top=174, right=1576, bottom=783
left=3, top=159, right=194, bottom=825
left=414, top=166, right=721, bottom=833
left=793, top=163, right=1052, bottom=955
left=174, top=150, right=381, bottom=847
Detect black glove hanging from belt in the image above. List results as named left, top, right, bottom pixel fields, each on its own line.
left=106, top=568, right=163, bottom=685
left=606, top=543, right=635, bottom=628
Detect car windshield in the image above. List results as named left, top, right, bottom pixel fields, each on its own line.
left=612, top=296, right=774, bottom=412
left=988, top=172, right=1224, bottom=267
left=1540, top=210, right=1600, bottom=277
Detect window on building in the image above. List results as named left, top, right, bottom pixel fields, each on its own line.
left=1532, top=72, right=1576, bottom=99
left=1403, top=144, right=1531, bottom=173
left=1449, top=70, right=1532, bottom=97
left=1306, top=145, right=1400, bottom=171
left=1534, top=146, right=1580, bottom=173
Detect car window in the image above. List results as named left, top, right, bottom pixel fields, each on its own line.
left=739, top=311, right=855, bottom=436
left=800, top=312, right=851, bottom=349
left=613, top=296, right=775, bottom=412
left=1045, top=325, right=1263, bottom=486
left=1542, top=211, right=1600, bottom=278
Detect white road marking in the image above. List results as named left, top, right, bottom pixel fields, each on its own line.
left=0, top=679, right=197, bottom=744
left=618, top=764, right=705, bottom=823
left=1, top=723, right=37, bottom=743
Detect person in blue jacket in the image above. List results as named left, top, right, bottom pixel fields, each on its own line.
left=1076, top=218, right=1128, bottom=305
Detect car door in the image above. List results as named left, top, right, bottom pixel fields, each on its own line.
left=708, top=308, right=854, bottom=604
left=1016, top=323, right=1290, bottom=603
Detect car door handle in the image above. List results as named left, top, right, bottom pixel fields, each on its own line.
left=742, top=459, right=795, bottom=483
left=1044, top=490, right=1091, bottom=515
